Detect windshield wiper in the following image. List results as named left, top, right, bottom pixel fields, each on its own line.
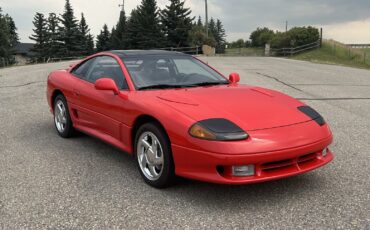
left=138, top=84, right=188, bottom=90
left=183, top=81, right=229, bottom=87
left=138, top=82, right=229, bottom=90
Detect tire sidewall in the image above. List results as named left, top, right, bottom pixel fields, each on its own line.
left=134, top=123, right=175, bottom=188
left=54, top=95, right=73, bottom=138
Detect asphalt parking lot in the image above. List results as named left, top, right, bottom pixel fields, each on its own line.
left=1, top=57, right=369, bottom=229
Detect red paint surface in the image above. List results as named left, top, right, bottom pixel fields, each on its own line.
left=47, top=53, right=333, bottom=184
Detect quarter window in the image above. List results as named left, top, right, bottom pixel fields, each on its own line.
left=71, top=58, right=95, bottom=79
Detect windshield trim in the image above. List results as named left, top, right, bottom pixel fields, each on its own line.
left=137, top=81, right=230, bottom=91
left=120, top=55, right=229, bottom=91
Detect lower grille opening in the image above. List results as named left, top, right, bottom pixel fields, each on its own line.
left=298, top=152, right=317, bottom=163
left=261, top=159, right=294, bottom=171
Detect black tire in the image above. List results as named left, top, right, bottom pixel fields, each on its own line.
left=53, top=94, right=75, bottom=138
left=134, top=122, right=176, bottom=188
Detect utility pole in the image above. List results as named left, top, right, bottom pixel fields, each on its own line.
left=205, top=0, right=209, bottom=37
left=285, top=20, right=288, bottom=32
left=118, top=0, right=124, bottom=12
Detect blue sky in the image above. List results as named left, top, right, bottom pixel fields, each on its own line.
left=1, top=0, right=370, bottom=44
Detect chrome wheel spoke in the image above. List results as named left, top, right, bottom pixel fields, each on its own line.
left=54, top=100, right=67, bottom=133
left=152, top=139, right=158, bottom=153
left=61, top=116, right=67, bottom=124
left=141, top=139, right=151, bottom=149
left=148, top=165, right=157, bottom=177
left=57, top=103, right=63, bottom=115
left=137, top=131, right=165, bottom=181
left=140, top=153, right=148, bottom=169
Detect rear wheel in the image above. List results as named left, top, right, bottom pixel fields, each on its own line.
left=54, top=94, right=74, bottom=138
left=134, top=123, right=175, bottom=188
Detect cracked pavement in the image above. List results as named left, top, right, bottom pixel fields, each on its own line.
left=1, top=57, right=370, bottom=229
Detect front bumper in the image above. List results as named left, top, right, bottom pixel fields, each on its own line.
left=172, top=135, right=333, bottom=184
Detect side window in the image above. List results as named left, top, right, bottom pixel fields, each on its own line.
left=86, top=56, right=128, bottom=90
left=71, top=58, right=96, bottom=79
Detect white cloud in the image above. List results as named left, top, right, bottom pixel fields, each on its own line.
left=320, top=18, right=370, bottom=44
left=1, top=0, right=370, bottom=44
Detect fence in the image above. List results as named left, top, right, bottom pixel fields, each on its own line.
left=158, top=46, right=201, bottom=55
left=0, top=57, right=10, bottom=68
left=223, top=47, right=265, bottom=56
left=272, top=40, right=321, bottom=56
left=223, top=40, right=321, bottom=57
left=46, top=56, right=84, bottom=63
left=325, top=39, right=370, bottom=66
left=347, top=44, right=370, bottom=49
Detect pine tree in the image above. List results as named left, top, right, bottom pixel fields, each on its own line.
left=111, top=9, right=127, bottom=49
left=215, top=19, right=226, bottom=53
left=206, top=18, right=226, bottom=53
left=5, top=15, right=19, bottom=49
left=208, top=18, right=217, bottom=39
left=46, top=13, right=61, bottom=58
left=58, top=0, right=80, bottom=57
left=29, top=12, right=48, bottom=59
left=86, top=33, right=95, bottom=54
left=125, top=9, right=139, bottom=49
left=78, top=13, right=92, bottom=55
left=196, top=16, right=203, bottom=27
left=96, top=24, right=111, bottom=51
left=0, top=9, right=20, bottom=65
left=161, top=0, right=194, bottom=47
left=0, top=8, right=12, bottom=65
left=126, top=0, right=165, bottom=49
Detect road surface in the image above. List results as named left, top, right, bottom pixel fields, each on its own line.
left=0, top=57, right=369, bottom=229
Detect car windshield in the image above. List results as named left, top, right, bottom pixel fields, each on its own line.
left=121, top=55, right=229, bottom=90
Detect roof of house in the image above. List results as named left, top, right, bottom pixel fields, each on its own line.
left=14, top=43, right=35, bottom=56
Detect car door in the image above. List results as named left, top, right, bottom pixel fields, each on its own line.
left=72, top=55, right=130, bottom=141
left=68, top=57, right=98, bottom=129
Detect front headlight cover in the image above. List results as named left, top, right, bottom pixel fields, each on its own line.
left=189, top=118, right=248, bottom=141
left=298, top=106, right=326, bottom=126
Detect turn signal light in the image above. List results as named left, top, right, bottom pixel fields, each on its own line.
left=189, top=123, right=217, bottom=140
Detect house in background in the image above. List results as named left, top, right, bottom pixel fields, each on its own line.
left=14, top=43, right=35, bottom=65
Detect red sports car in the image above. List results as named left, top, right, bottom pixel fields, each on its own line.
left=47, top=50, right=333, bottom=188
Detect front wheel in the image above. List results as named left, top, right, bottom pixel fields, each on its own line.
left=134, top=123, right=175, bottom=188
left=54, top=94, right=74, bottom=138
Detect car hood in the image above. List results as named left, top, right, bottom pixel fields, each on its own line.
left=155, top=85, right=311, bottom=131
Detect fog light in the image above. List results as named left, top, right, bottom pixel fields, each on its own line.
left=232, top=165, right=255, bottom=177
left=322, top=148, right=329, bottom=157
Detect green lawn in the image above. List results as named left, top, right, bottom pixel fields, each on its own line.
left=291, top=41, right=370, bottom=70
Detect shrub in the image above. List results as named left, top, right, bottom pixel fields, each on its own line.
left=250, top=26, right=320, bottom=49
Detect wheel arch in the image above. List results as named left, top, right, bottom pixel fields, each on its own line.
left=131, top=114, right=171, bottom=151
left=50, top=89, right=64, bottom=112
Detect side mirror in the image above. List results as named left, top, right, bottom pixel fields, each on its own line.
left=229, top=72, right=240, bottom=84
left=95, top=78, right=120, bottom=95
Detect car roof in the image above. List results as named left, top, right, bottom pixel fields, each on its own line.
left=108, top=50, right=189, bottom=57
